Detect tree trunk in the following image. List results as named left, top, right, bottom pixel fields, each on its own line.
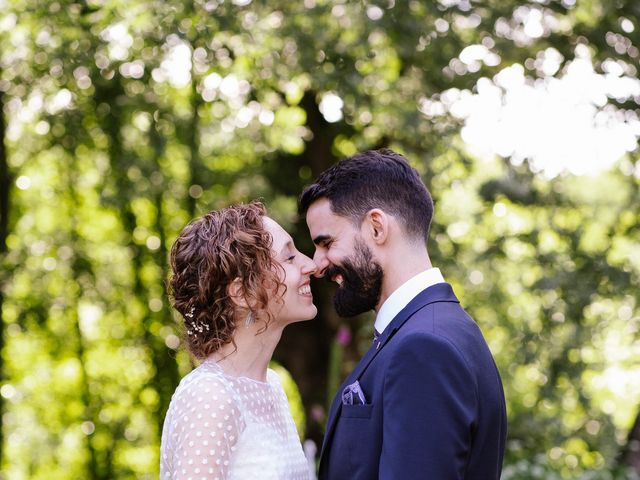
left=0, top=67, right=10, bottom=469
left=273, top=90, right=341, bottom=446
left=620, top=408, right=640, bottom=473
left=94, top=78, right=179, bottom=463
left=149, top=114, right=181, bottom=426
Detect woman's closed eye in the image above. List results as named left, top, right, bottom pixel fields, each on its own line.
left=285, top=254, right=296, bottom=263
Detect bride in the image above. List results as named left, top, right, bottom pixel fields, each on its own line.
left=160, top=202, right=316, bottom=480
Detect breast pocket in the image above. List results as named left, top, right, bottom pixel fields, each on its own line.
left=341, top=404, right=374, bottom=419
left=335, top=403, right=376, bottom=475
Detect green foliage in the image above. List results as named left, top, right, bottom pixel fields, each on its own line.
left=271, top=362, right=306, bottom=440
left=431, top=156, right=640, bottom=477
left=1, top=0, right=639, bottom=478
left=502, top=455, right=639, bottom=480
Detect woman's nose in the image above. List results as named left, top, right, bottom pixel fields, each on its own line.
left=312, top=250, right=329, bottom=278
left=301, top=254, right=318, bottom=276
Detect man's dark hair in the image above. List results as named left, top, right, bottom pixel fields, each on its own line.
left=299, top=149, right=433, bottom=242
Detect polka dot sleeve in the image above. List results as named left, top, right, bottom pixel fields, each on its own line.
left=167, top=374, right=244, bottom=480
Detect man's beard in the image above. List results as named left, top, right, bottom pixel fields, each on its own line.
left=326, top=238, right=383, bottom=317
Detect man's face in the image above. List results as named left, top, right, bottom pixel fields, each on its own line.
left=305, top=198, right=383, bottom=317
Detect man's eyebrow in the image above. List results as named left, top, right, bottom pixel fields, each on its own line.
left=312, top=234, right=332, bottom=246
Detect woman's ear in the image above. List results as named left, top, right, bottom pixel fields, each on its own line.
left=363, top=209, right=389, bottom=245
left=227, top=278, right=250, bottom=309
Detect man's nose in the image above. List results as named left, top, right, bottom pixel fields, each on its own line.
left=312, top=250, right=329, bottom=278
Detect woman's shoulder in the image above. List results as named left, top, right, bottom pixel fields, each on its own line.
left=172, top=360, right=237, bottom=405
left=164, top=360, right=246, bottom=446
left=266, top=367, right=282, bottom=386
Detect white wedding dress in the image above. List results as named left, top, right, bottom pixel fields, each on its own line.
left=160, top=358, right=312, bottom=480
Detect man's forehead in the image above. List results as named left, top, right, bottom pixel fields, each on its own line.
left=306, top=199, right=341, bottom=226
left=306, top=198, right=359, bottom=240
left=306, top=197, right=333, bottom=215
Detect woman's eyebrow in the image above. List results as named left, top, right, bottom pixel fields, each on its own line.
left=279, top=240, right=294, bottom=255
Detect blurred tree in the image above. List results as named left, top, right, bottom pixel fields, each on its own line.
left=1, top=0, right=639, bottom=478
left=0, top=63, right=10, bottom=465
left=622, top=413, right=640, bottom=472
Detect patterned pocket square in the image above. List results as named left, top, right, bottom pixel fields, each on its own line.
left=342, top=380, right=367, bottom=405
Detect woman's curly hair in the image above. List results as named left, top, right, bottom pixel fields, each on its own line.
left=169, top=202, right=283, bottom=359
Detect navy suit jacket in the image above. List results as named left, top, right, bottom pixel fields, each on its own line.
left=318, top=283, right=507, bottom=479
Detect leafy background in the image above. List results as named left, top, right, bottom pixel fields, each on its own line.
left=1, top=0, right=639, bottom=478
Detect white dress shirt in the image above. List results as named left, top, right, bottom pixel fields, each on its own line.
left=374, top=268, right=445, bottom=335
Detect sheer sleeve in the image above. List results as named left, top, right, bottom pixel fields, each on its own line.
left=168, top=374, right=244, bottom=480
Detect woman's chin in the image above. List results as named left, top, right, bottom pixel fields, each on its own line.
left=291, top=306, right=318, bottom=323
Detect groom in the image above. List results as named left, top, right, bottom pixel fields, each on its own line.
left=299, top=149, right=507, bottom=479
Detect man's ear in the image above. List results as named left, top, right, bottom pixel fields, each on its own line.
left=227, top=278, right=250, bottom=310
left=363, top=209, right=389, bottom=245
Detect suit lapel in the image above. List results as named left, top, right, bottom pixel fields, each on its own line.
left=320, top=342, right=378, bottom=458
left=348, top=283, right=459, bottom=382
left=319, top=283, right=460, bottom=469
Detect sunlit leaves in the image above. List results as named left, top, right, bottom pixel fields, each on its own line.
left=3, top=0, right=640, bottom=478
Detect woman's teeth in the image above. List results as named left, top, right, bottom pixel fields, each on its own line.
left=298, top=285, right=311, bottom=295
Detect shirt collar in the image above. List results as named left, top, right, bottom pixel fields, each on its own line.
left=374, top=268, right=445, bottom=335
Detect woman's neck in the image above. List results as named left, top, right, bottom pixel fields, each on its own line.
left=210, top=320, right=284, bottom=382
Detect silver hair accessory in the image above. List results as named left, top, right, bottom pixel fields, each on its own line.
left=245, top=311, right=255, bottom=327
left=185, top=306, right=210, bottom=336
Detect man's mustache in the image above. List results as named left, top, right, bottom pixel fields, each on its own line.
left=325, top=265, right=347, bottom=284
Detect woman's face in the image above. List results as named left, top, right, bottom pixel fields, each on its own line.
left=263, top=217, right=317, bottom=325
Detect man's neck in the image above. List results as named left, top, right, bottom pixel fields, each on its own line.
left=376, top=247, right=432, bottom=312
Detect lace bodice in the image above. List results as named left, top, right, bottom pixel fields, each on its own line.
left=160, top=359, right=312, bottom=480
